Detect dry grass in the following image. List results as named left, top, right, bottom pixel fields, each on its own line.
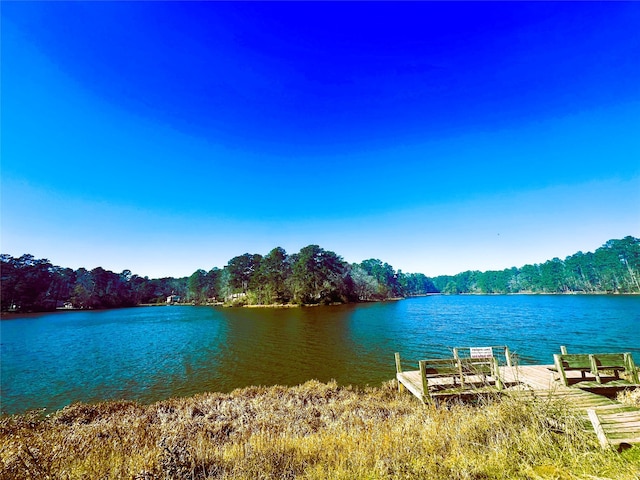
left=618, top=388, right=640, bottom=407
left=1, top=380, right=639, bottom=479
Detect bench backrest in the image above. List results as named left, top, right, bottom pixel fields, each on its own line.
left=553, top=353, right=592, bottom=386
left=591, top=352, right=639, bottom=383
left=557, top=354, right=592, bottom=370
left=420, top=358, right=460, bottom=377
left=590, top=353, right=626, bottom=368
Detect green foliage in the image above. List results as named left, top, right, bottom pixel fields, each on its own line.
left=253, top=247, right=292, bottom=304
left=359, top=259, right=404, bottom=297
left=0, top=256, right=188, bottom=311
left=1, top=255, right=55, bottom=310
left=226, top=253, right=263, bottom=293
left=350, top=264, right=381, bottom=301
left=2, top=237, right=637, bottom=311
left=432, top=236, right=640, bottom=294
left=187, top=269, right=207, bottom=303
left=398, top=271, right=438, bottom=296
left=290, top=245, right=350, bottom=304
left=186, top=268, right=221, bottom=304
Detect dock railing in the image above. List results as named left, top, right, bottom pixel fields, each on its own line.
left=395, top=351, right=506, bottom=404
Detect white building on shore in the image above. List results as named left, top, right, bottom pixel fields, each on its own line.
left=166, top=295, right=181, bottom=305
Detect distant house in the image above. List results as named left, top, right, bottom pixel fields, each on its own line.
left=226, top=292, right=246, bottom=301
left=166, top=295, right=181, bottom=305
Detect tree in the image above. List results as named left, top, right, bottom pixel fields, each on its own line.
left=129, top=275, right=156, bottom=304
left=205, top=268, right=221, bottom=301
left=188, top=269, right=207, bottom=303
left=399, top=272, right=438, bottom=296
left=218, top=268, right=233, bottom=302
left=226, top=253, right=262, bottom=294
left=539, top=258, right=567, bottom=293
left=291, top=245, right=349, bottom=304
left=599, top=236, right=640, bottom=292
left=359, top=259, right=402, bottom=297
left=78, top=267, right=136, bottom=309
left=254, top=247, right=291, bottom=304
left=350, top=264, right=381, bottom=301
left=1, top=254, right=19, bottom=310
left=518, top=264, right=541, bottom=293
left=1, top=255, right=55, bottom=311
left=4, top=236, right=638, bottom=312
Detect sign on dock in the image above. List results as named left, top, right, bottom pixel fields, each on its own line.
left=470, top=347, right=493, bottom=358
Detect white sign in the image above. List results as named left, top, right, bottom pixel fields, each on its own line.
left=470, top=347, right=493, bottom=358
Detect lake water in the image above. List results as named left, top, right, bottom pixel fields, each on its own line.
left=1, top=295, right=638, bottom=415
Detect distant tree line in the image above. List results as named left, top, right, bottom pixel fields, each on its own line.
left=432, top=236, right=640, bottom=294
left=158, top=245, right=437, bottom=307
left=2, top=237, right=637, bottom=312
left=0, top=245, right=436, bottom=312
left=0, top=254, right=189, bottom=312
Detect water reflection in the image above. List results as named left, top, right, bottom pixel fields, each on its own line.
left=213, top=305, right=360, bottom=388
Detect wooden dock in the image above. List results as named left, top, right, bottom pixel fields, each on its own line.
left=502, top=365, right=640, bottom=448
left=397, top=363, right=640, bottom=448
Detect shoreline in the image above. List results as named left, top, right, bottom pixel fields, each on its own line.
left=3, top=291, right=638, bottom=316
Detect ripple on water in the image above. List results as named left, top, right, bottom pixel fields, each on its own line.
left=1, top=296, right=638, bottom=414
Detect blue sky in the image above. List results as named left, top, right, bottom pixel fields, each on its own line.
left=2, top=2, right=639, bottom=278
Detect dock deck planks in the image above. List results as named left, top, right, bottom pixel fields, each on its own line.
left=397, top=363, right=640, bottom=448
left=502, top=365, right=640, bottom=448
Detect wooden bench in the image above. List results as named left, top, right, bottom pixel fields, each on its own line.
left=590, top=353, right=639, bottom=384
left=395, top=354, right=464, bottom=403
left=419, top=358, right=464, bottom=391
left=547, top=346, right=583, bottom=374
left=553, top=353, right=594, bottom=386
left=395, top=352, right=504, bottom=405
left=553, top=352, right=640, bottom=387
